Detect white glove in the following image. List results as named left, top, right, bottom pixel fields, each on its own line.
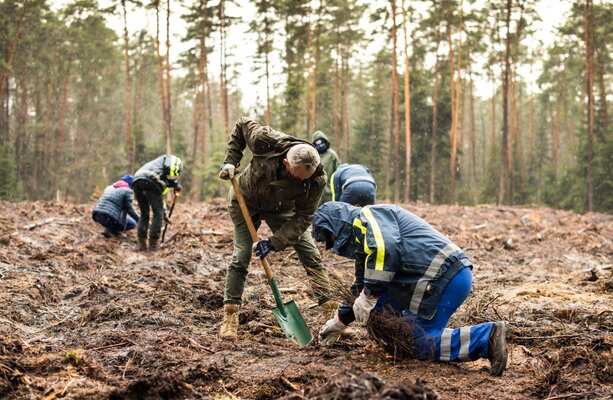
left=353, top=290, right=377, bottom=325
left=318, top=315, right=347, bottom=346
left=219, top=163, right=236, bottom=180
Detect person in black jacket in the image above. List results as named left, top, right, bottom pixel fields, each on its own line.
left=92, top=174, right=140, bottom=238
left=133, top=155, right=184, bottom=251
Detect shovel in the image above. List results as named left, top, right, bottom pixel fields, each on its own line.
left=230, top=177, right=313, bottom=346
left=161, top=191, right=179, bottom=244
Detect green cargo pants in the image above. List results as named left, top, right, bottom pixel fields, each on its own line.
left=224, top=215, right=331, bottom=306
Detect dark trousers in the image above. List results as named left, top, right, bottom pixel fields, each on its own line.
left=133, top=180, right=164, bottom=240
left=92, top=211, right=136, bottom=232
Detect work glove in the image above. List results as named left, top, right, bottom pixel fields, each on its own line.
left=219, top=163, right=236, bottom=180
left=318, top=314, right=347, bottom=346
left=253, top=239, right=274, bottom=259
left=353, top=289, right=377, bottom=325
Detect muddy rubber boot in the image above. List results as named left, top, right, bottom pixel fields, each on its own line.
left=137, top=237, right=147, bottom=251
left=488, top=321, right=508, bottom=376
left=219, top=304, right=240, bottom=340
left=148, top=238, right=159, bottom=251
left=320, top=300, right=339, bottom=320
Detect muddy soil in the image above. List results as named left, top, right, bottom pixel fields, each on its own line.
left=0, top=199, right=611, bottom=399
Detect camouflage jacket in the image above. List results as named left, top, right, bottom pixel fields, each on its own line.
left=224, top=117, right=327, bottom=251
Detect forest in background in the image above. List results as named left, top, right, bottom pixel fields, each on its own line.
left=0, top=0, right=610, bottom=213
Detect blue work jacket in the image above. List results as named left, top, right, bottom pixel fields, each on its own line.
left=330, top=164, right=376, bottom=202
left=313, top=202, right=472, bottom=321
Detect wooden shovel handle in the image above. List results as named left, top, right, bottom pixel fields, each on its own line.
left=230, top=177, right=274, bottom=281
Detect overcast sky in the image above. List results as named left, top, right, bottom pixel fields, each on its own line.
left=52, top=0, right=573, bottom=111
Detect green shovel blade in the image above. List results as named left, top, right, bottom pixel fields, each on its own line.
left=269, top=278, right=313, bottom=346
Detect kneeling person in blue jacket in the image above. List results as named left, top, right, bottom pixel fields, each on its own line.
left=92, top=174, right=140, bottom=238
left=312, top=202, right=508, bottom=376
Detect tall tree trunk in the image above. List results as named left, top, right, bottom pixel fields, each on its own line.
left=341, top=49, right=350, bottom=158
left=0, top=70, right=7, bottom=144
left=499, top=0, right=512, bottom=205
left=401, top=0, right=412, bottom=203
left=264, top=14, right=272, bottom=126
left=133, top=33, right=145, bottom=159
left=552, top=79, right=562, bottom=173
left=219, top=0, right=229, bottom=137
left=429, top=6, right=440, bottom=204
left=385, top=94, right=393, bottom=201
left=15, top=75, right=28, bottom=179
left=508, top=69, right=516, bottom=200
left=595, top=42, right=608, bottom=130
left=55, top=59, right=72, bottom=191
left=155, top=1, right=170, bottom=152
left=43, top=81, right=52, bottom=183
left=527, top=61, right=534, bottom=175
left=488, top=68, right=497, bottom=163
left=584, top=0, right=594, bottom=211
left=447, top=3, right=463, bottom=204
left=516, top=78, right=526, bottom=193
left=0, top=6, right=26, bottom=97
left=33, top=74, right=43, bottom=189
left=469, top=65, right=477, bottom=203
left=333, top=29, right=341, bottom=144
left=305, top=14, right=313, bottom=134
left=121, top=0, right=133, bottom=171
left=310, top=1, right=323, bottom=132
left=391, top=0, right=400, bottom=203
left=165, top=0, right=172, bottom=153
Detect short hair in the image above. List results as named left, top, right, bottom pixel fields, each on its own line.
left=287, top=144, right=320, bottom=172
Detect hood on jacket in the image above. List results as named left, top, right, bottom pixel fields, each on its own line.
left=113, top=180, right=130, bottom=189
left=312, top=201, right=360, bottom=253
left=312, top=130, right=331, bottom=146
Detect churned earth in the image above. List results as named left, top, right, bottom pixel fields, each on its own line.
left=0, top=198, right=611, bottom=399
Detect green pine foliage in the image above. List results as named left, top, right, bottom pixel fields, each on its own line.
left=0, top=0, right=609, bottom=214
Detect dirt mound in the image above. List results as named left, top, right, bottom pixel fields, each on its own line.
left=0, top=199, right=611, bottom=398
left=287, top=370, right=438, bottom=400
left=109, top=374, right=199, bottom=400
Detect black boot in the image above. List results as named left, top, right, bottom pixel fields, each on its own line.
left=102, top=228, right=113, bottom=238
left=148, top=238, right=159, bottom=251
left=137, top=237, right=147, bottom=251
left=487, top=321, right=508, bottom=376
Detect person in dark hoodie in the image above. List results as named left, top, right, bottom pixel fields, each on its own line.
left=92, top=174, right=140, bottom=238
left=132, top=155, right=183, bottom=251
left=312, top=131, right=340, bottom=204
left=311, top=202, right=509, bottom=377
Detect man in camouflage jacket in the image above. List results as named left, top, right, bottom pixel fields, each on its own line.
left=218, top=117, right=337, bottom=340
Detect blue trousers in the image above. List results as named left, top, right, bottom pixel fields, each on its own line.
left=377, top=268, right=493, bottom=362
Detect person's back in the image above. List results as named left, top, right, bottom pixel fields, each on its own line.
left=92, top=174, right=139, bottom=237
left=332, top=164, right=376, bottom=206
